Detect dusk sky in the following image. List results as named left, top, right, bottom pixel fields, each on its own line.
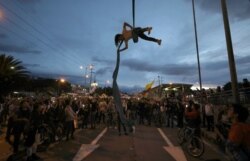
left=0, top=0, right=250, bottom=90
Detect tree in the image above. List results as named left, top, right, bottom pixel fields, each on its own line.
left=0, top=54, right=29, bottom=97
left=223, top=82, right=231, bottom=91
left=242, top=78, right=250, bottom=88
left=216, top=86, right=221, bottom=93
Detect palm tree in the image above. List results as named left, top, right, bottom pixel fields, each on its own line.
left=0, top=54, right=29, bottom=97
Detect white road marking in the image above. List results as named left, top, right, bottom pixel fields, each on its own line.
left=73, top=127, right=107, bottom=161
left=157, top=128, right=174, bottom=147
left=91, top=127, right=107, bottom=145
left=157, top=128, right=187, bottom=161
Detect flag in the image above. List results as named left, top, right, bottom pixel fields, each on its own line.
left=145, top=80, right=154, bottom=91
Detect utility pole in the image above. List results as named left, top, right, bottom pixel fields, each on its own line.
left=158, top=75, right=161, bottom=97
left=85, top=66, right=88, bottom=87
left=192, top=0, right=202, bottom=91
left=221, top=0, right=240, bottom=103
left=89, top=64, right=94, bottom=88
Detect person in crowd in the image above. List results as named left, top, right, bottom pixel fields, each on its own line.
left=64, top=99, right=77, bottom=140
left=138, top=99, right=146, bottom=125
left=106, top=99, right=115, bottom=129
left=0, top=101, right=3, bottom=134
left=5, top=100, right=19, bottom=144
left=98, top=99, right=107, bottom=124
left=25, top=102, right=42, bottom=161
left=215, top=105, right=230, bottom=139
left=225, top=104, right=250, bottom=161
left=205, top=100, right=215, bottom=131
left=176, top=99, right=184, bottom=128
left=12, top=101, right=31, bottom=154
left=89, top=98, right=97, bottom=129
left=166, top=100, right=174, bottom=128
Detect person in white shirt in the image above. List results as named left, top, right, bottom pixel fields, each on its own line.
left=205, top=100, right=214, bottom=131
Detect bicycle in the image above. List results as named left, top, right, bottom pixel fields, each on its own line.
left=177, top=125, right=205, bottom=157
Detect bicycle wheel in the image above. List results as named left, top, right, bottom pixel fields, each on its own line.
left=39, top=125, right=52, bottom=145
left=186, top=136, right=204, bottom=157
left=177, top=128, right=185, bottom=144
left=55, top=126, right=64, bottom=141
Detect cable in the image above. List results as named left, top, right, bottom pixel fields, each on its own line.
left=0, top=25, right=36, bottom=47
left=0, top=1, right=81, bottom=65
left=12, top=1, right=84, bottom=65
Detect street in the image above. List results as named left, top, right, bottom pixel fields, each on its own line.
left=0, top=125, right=229, bottom=161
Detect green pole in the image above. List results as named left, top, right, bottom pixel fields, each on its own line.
left=221, top=0, right=240, bottom=103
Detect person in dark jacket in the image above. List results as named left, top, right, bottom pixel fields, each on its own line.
left=25, top=102, right=42, bottom=161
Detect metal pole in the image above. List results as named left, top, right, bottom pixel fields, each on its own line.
left=90, top=68, right=93, bottom=87
left=192, top=0, right=202, bottom=91
left=221, top=0, right=240, bottom=103
left=85, top=66, right=88, bottom=87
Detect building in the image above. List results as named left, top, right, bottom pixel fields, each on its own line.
left=143, top=83, right=193, bottom=99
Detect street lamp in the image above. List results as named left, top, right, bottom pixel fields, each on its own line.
left=58, top=78, right=65, bottom=95
left=89, top=64, right=94, bottom=87
left=60, top=78, right=65, bottom=83
left=106, top=80, right=110, bottom=87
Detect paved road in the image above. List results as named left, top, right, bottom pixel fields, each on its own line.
left=0, top=125, right=229, bottom=161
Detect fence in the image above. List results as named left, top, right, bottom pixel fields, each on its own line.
left=195, top=87, right=250, bottom=106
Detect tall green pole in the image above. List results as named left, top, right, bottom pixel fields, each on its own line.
left=221, top=0, right=240, bottom=103
left=192, top=0, right=202, bottom=91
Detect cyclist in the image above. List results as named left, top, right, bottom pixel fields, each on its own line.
left=185, top=103, right=201, bottom=136
left=184, top=103, right=202, bottom=154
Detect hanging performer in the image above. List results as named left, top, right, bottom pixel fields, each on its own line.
left=114, top=22, right=162, bottom=52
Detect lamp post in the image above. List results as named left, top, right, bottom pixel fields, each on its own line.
left=89, top=64, right=94, bottom=87
left=85, top=66, right=88, bottom=87
left=58, top=78, right=65, bottom=96
left=220, top=0, right=239, bottom=103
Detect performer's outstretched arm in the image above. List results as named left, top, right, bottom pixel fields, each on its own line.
left=123, top=22, right=133, bottom=30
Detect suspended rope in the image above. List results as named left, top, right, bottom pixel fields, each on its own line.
left=132, top=0, right=135, bottom=28
left=132, top=0, right=139, bottom=43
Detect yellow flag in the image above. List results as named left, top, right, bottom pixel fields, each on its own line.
left=145, top=80, right=154, bottom=91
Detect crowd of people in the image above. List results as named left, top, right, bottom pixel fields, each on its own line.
left=0, top=94, right=249, bottom=161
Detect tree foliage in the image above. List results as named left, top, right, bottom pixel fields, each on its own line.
left=0, top=54, right=29, bottom=96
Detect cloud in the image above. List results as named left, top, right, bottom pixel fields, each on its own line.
left=17, top=0, right=41, bottom=4
left=122, top=58, right=196, bottom=76
left=203, top=54, right=250, bottom=71
left=0, top=33, right=7, bottom=39
left=0, top=43, right=41, bottom=54
left=92, top=56, right=114, bottom=65
left=23, top=63, right=41, bottom=68
left=95, top=67, right=113, bottom=76
left=186, top=0, right=250, bottom=21
left=236, top=55, right=250, bottom=65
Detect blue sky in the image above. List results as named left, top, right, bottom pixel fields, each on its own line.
left=0, top=0, right=250, bottom=90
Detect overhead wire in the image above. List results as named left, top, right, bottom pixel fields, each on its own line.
left=0, top=1, right=81, bottom=66
left=12, top=0, right=82, bottom=65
